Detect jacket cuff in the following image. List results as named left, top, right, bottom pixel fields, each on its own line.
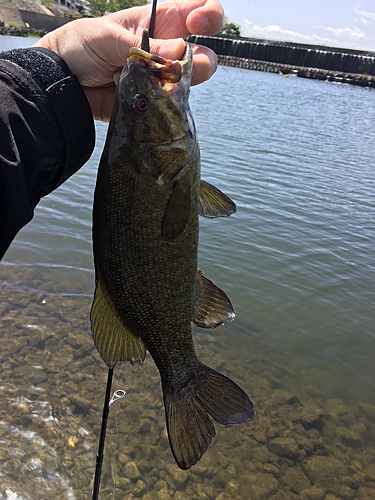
left=0, top=47, right=95, bottom=190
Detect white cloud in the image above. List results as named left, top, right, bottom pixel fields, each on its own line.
left=242, top=21, right=372, bottom=50
left=354, top=10, right=375, bottom=26
left=243, top=21, right=332, bottom=45
left=325, top=26, right=365, bottom=40
left=355, top=10, right=375, bottom=22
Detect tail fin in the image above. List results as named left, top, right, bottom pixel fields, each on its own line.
left=163, top=364, right=255, bottom=470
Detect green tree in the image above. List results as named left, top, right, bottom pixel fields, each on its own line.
left=110, top=0, right=147, bottom=11
left=85, top=0, right=147, bottom=17
left=218, top=21, right=241, bottom=37
left=84, top=0, right=108, bottom=17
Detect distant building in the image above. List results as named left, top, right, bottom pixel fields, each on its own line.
left=53, top=0, right=80, bottom=10
left=21, top=0, right=82, bottom=11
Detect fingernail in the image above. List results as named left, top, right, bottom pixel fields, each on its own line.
left=190, top=13, right=209, bottom=33
left=158, top=38, right=185, bottom=60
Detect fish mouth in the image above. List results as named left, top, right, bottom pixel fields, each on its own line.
left=125, top=42, right=193, bottom=85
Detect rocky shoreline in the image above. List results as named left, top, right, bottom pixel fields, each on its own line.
left=0, top=25, right=47, bottom=37
left=217, top=55, right=375, bottom=88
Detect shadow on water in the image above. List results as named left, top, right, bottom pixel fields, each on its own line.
left=0, top=38, right=375, bottom=499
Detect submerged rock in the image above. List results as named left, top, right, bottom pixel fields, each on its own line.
left=336, top=426, right=364, bottom=447
left=324, top=399, right=350, bottom=418
left=124, top=461, right=142, bottom=479
left=300, top=487, right=326, bottom=500
left=240, top=472, right=278, bottom=500
left=173, top=492, right=192, bottom=500
left=281, top=466, right=311, bottom=494
left=268, top=437, right=300, bottom=461
left=300, top=407, right=324, bottom=430
left=302, top=456, right=348, bottom=488
left=358, top=403, right=375, bottom=424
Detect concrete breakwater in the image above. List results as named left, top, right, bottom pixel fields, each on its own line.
left=187, top=35, right=375, bottom=87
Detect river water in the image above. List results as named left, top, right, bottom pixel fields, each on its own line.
left=0, top=36, right=375, bottom=500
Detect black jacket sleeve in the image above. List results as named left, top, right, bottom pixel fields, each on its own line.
left=0, top=46, right=95, bottom=260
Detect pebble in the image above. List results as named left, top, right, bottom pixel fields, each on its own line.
left=165, top=464, right=189, bottom=488
left=124, top=461, right=142, bottom=480
left=134, top=479, right=146, bottom=495
left=174, top=492, right=192, bottom=500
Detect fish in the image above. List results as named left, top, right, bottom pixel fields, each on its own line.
left=90, top=35, right=255, bottom=470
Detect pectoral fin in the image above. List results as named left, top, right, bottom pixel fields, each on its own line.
left=90, top=279, right=146, bottom=368
left=198, top=180, right=236, bottom=218
left=162, top=181, right=191, bottom=241
left=193, top=270, right=235, bottom=328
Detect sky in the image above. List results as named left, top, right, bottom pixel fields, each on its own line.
left=220, top=0, right=375, bottom=52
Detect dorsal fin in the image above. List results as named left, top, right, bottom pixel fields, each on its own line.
left=198, top=180, right=236, bottom=218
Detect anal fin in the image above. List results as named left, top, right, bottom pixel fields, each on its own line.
left=193, top=270, right=235, bottom=328
left=90, top=279, right=146, bottom=368
left=199, top=180, right=236, bottom=218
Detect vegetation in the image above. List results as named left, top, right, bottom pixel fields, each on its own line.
left=84, top=0, right=147, bottom=17
left=217, top=20, right=241, bottom=36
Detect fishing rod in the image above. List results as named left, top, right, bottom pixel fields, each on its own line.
left=91, top=4, right=158, bottom=499
left=92, top=369, right=126, bottom=500
left=141, top=0, right=157, bottom=52
left=149, top=0, right=158, bottom=39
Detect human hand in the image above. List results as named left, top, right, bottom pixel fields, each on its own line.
left=34, top=0, right=224, bottom=121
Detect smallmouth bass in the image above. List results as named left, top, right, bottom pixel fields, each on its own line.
left=91, top=39, right=255, bottom=469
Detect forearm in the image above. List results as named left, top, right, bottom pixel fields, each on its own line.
left=0, top=47, right=95, bottom=260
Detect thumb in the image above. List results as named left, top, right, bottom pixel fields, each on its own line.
left=150, top=38, right=187, bottom=60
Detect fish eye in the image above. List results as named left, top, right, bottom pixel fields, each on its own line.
left=133, top=95, right=148, bottom=114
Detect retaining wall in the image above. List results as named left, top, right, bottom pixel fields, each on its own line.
left=187, top=35, right=375, bottom=86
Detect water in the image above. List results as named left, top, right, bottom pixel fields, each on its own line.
left=1, top=36, right=375, bottom=500
left=0, top=35, right=37, bottom=51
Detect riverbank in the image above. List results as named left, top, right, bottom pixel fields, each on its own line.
left=217, top=54, right=375, bottom=87
left=0, top=25, right=46, bottom=37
